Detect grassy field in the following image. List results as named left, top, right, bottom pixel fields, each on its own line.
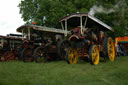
left=0, top=56, right=128, bottom=85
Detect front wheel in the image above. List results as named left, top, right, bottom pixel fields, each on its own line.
left=89, top=45, right=100, bottom=65
left=66, top=47, right=78, bottom=64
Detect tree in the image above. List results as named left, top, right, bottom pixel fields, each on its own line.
left=19, top=0, right=96, bottom=27
left=19, top=0, right=128, bottom=37
left=95, top=0, right=128, bottom=37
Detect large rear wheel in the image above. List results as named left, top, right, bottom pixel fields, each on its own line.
left=66, top=47, right=78, bottom=64
left=89, top=45, right=100, bottom=65
left=103, top=37, right=115, bottom=62
left=33, top=47, right=47, bottom=63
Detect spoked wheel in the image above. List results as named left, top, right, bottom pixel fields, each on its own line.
left=33, top=47, right=47, bottom=63
left=22, top=48, right=34, bottom=62
left=66, top=47, right=78, bottom=64
left=89, top=45, right=100, bottom=65
left=0, top=51, right=15, bottom=61
left=57, top=40, right=71, bottom=60
left=5, top=50, right=15, bottom=61
left=103, top=37, right=115, bottom=62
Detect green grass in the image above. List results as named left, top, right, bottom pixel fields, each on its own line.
left=0, top=56, right=128, bottom=85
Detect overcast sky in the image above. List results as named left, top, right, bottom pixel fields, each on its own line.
left=0, top=0, right=24, bottom=36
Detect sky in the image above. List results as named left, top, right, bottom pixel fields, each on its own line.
left=0, top=0, right=24, bottom=36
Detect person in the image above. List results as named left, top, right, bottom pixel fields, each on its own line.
left=92, top=32, right=98, bottom=42
left=120, top=44, right=127, bottom=56
left=99, top=31, right=105, bottom=41
left=55, top=35, right=62, bottom=42
left=116, top=44, right=121, bottom=56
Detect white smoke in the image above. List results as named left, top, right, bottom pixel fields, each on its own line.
left=89, top=0, right=127, bottom=16
left=89, top=5, right=115, bottom=16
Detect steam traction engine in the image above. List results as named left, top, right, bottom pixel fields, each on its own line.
left=16, top=25, right=65, bottom=62
left=0, top=34, right=22, bottom=61
left=58, top=13, right=116, bottom=65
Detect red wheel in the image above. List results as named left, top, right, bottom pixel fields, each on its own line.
left=6, top=51, right=15, bottom=61
left=0, top=50, right=15, bottom=61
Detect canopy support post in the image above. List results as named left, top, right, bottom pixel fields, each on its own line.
left=65, top=20, right=67, bottom=37
left=84, top=16, right=88, bottom=28
left=28, top=28, right=31, bottom=40
left=22, top=29, right=24, bottom=40
left=80, top=16, right=83, bottom=35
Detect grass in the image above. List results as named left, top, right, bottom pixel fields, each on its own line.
left=0, top=56, right=128, bottom=85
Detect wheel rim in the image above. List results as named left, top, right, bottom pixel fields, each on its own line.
left=91, top=46, right=99, bottom=65
left=34, top=47, right=46, bottom=63
left=6, top=51, right=15, bottom=61
left=107, top=38, right=115, bottom=62
left=68, top=48, right=78, bottom=64
left=36, top=57, right=45, bottom=62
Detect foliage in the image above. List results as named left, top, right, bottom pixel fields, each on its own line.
left=19, top=0, right=128, bottom=37
left=19, top=0, right=96, bottom=27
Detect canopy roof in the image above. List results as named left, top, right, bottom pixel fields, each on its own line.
left=17, top=25, right=70, bottom=34
left=59, top=13, right=114, bottom=32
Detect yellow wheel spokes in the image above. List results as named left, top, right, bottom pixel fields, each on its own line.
left=68, top=48, right=78, bottom=64
left=73, top=49, right=78, bottom=64
left=92, top=48, right=96, bottom=60
left=95, top=47, right=99, bottom=65
left=111, top=43, right=115, bottom=61
left=108, top=41, right=112, bottom=56
left=108, top=38, right=115, bottom=62
left=69, top=49, right=74, bottom=63
left=92, top=46, right=99, bottom=65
